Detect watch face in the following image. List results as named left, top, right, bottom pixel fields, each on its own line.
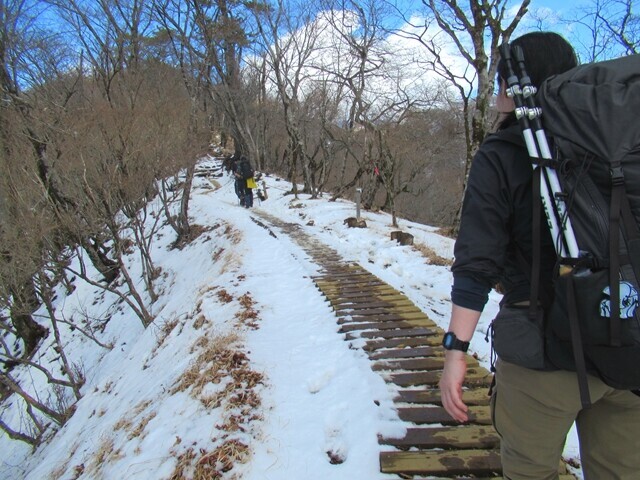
left=442, top=332, right=468, bottom=352
left=443, top=332, right=455, bottom=349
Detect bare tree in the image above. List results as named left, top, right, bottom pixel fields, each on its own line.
left=252, top=0, right=331, bottom=197
left=316, top=0, right=446, bottom=227
left=186, top=0, right=256, bottom=157
left=568, top=0, right=638, bottom=61
left=389, top=0, right=530, bottom=230
left=153, top=0, right=213, bottom=241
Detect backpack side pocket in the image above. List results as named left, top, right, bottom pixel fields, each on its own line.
left=491, top=305, right=545, bottom=369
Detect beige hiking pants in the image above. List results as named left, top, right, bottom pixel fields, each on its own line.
left=491, top=359, right=640, bottom=480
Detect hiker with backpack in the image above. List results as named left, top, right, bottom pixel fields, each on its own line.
left=439, top=31, right=640, bottom=480
left=234, top=155, right=255, bottom=208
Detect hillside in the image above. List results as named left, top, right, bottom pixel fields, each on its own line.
left=0, top=157, right=582, bottom=479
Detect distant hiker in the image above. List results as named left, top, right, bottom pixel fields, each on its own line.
left=223, top=155, right=235, bottom=174
left=229, top=154, right=244, bottom=205
left=439, top=31, right=640, bottom=480
left=234, top=155, right=254, bottom=208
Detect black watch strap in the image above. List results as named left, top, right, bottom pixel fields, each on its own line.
left=442, top=332, right=470, bottom=352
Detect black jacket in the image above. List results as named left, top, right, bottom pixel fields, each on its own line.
left=451, top=125, right=557, bottom=311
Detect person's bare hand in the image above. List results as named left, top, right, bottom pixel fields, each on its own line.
left=439, top=350, right=469, bottom=422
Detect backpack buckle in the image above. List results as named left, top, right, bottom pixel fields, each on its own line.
left=611, top=166, right=625, bottom=186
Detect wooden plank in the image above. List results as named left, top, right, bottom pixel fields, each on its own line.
left=373, top=356, right=479, bottom=372
left=368, top=346, right=442, bottom=360
left=333, top=300, right=418, bottom=311
left=332, top=300, right=418, bottom=311
left=329, top=292, right=409, bottom=302
left=316, top=284, right=387, bottom=294
left=386, top=369, right=492, bottom=387
left=317, top=286, right=400, bottom=296
left=484, top=477, right=576, bottom=480
left=313, top=271, right=373, bottom=280
left=339, top=311, right=433, bottom=323
left=337, top=307, right=427, bottom=318
left=379, top=425, right=499, bottom=449
left=373, top=357, right=447, bottom=371
left=352, top=327, right=436, bottom=340
left=315, top=280, right=387, bottom=290
left=395, top=387, right=491, bottom=406
left=328, top=292, right=415, bottom=307
left=380, top=449, right=502, bottom=476
left=380, top=460, right=576, bottom=480
left=339, top=319, right=436, bottom=333
left=363, top=336, right=441, bottom=351
left=397, top=405, right=491, bottom=425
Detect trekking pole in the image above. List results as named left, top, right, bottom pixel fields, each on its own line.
left=498, top=43, right=580, bottom=261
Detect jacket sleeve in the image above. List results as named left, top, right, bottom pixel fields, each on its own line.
left=451, top=142, right=513, bottom=311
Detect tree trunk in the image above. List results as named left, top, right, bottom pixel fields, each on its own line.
left=9, top=281, right=47, bottom=356
left=176, top=163, right=195, bottom=242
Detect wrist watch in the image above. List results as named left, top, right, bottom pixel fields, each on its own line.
left=442, top=332, right=470, bottom=352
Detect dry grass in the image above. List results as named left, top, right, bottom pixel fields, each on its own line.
left=133, top=400, right=152, bottom=415
left=166, top=279, right=267, bottom=479
left=217, top=289, right=233, bottom=303
left=128, top=412, right=157, bottom=440
left=413, top=243, right=453, bottom=267
left=235, top=293, right=259, bottom=329
left=171, top=224, right=211, bottom=250
left=113, top=399, right=154, bottom=439
left=170, top=440, right=251, bottom=480
left=113, top=416, right=133, bottom=432
left=171, top=334, right=243, bottom=398
left=168, top=329, right=264, bottom=480
left=89, top=437, right=122, bottom=473
left=435, top=225, right=459, bottom=239
left=169, top=448, right=197, bottom=480
left=223, top=223, right=242, bottom=245
left=193, top=314, right=207, bottom=329
left=194, top=439, right=250, bottom=479
left=155, top=319, right=179, bottom=350
left=212, top=247, right=225, bottom=262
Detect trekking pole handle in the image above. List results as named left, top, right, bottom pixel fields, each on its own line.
left=498, top=44, right=540, bottom=160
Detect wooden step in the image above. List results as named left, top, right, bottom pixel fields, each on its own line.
left=379, top=425, right=499, bottom=449
left=333, top=301, right=420, bottom=313
left=386, top=368, right=492, bottom=387
left=319, top=286, right=401, bottom=297
left=397, top=405, right=491, bottom=425
left=368, top=346, right=442, bottom=360
left=339, top=311, right=434, bottom=323
left=395, top=387, right=491, bottom=406
left=340, top=320, right=437, bottom=333
left=373, top=356, right=479, bottom=372
left=350, top=327, right=437, bottom=340
left=363, top=335, right=442, bottom=351
left=380, top=449, right=502, bottom=476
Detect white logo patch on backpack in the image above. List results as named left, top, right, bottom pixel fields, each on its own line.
left=600, top=281, right=640, bottom=319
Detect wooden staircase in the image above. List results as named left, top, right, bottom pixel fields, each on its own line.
left=252, top=211, right=577, bottom=479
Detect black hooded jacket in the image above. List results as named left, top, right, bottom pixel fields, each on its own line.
left=451, top=124, right=557, bottom=311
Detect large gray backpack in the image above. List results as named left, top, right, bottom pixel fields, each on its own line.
left=532, top=54, right=640, bottom=401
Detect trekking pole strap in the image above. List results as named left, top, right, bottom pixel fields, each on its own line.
left=529, top=167, right=543, bottom=320
left=620, top=191, right=640, bottom=289
left=566, top=276, right=592, bottom=408
left=609, top=161, right=625, bottom=345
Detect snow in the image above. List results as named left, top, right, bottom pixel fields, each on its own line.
left=0, top=156, right=582, bottom=479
